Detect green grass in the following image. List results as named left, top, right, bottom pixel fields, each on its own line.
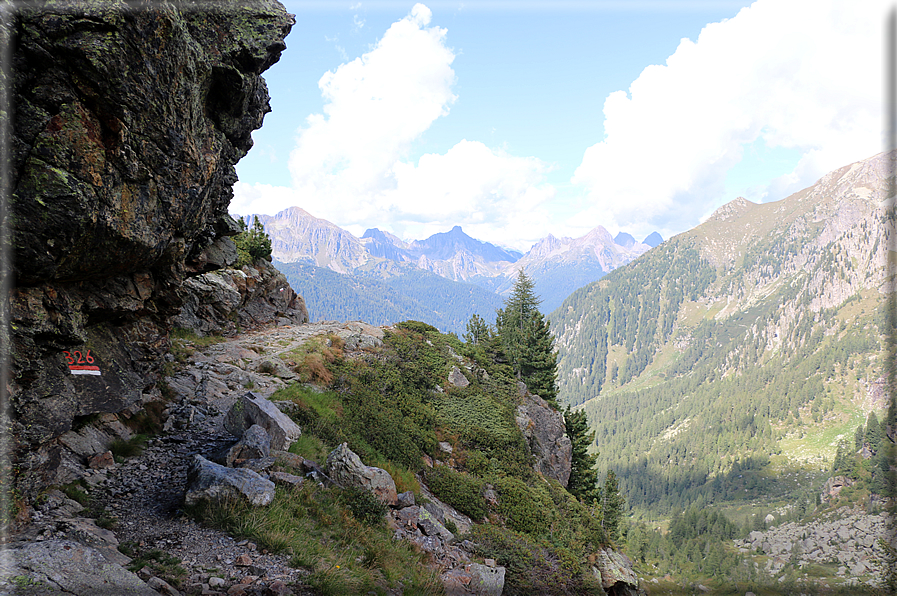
left=109, top=434, right=148, bottom=460
left=187, top=485, right=442, bottom=595
left=122, top=546, right=187, bottom=588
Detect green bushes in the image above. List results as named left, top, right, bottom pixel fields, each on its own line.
left=423, top=466, right=488, bottom=520
left=340, top=487, right=387, bottom=526
left=493, top=476, right=551, bottom=535
left=468, top=525, right=603, bottom=595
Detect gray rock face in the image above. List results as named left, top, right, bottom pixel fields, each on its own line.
left=185, top=454, right=275, bottom=507
left=326, top=443, right=398, bottom=505
left=0, top=539, right=159, bottom=596
left=515, top=391, right=572, bottom=486
left=10, top=0, right=295, bottom=498
left=224, top=392, right=302, bottom=451
left=591, top=548, right=640, bottom=594
left=174, top=260, right=309, bottom=337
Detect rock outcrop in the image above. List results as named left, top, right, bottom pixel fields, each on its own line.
left=173, top=259, right=309, bottom=337
left=326, top=442, right=398, bottom=506
left=185, top=454, right=276, bottom=508
left=515, top=389, right=572, bottom=486
left=10, top=0, right=294, bottom=497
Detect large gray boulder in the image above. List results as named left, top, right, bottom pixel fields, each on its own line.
left=0, top=539, right=159, bottom=596
left=185, top=454, right=275, bottom=507
left=326, top=442, right=398, bottom=505
left=224, top=392, right=302, bottom=451
left=515, top=391, right=572, bottom=486
left=591, top=548, right=640, bottom=595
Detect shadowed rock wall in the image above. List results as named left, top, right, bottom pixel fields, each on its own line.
left=10, top=0, right=294, bottom=495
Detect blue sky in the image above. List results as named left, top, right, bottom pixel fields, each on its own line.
left=233, top=0, right=887, bottom=251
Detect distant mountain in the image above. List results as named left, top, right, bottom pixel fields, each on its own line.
left=613, top=232, right=636, bottom=248
left=238, top=206, right=659, bottom=329
left=550, top=151, right=892, bottom=513
left=507, top=225, right=654, bottom=312
left=241, top=207, right=368, bottom=274
left=642, top=231, right=663, bottom=247
left=360, top=228, right=412, bottom=262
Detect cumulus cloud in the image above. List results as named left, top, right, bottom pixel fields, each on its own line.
left=571, top=0, right=888, bottom=238
left=233, top=3, right=556, bottom=250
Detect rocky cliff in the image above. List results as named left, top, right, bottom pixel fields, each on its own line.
left=10, top=0, right=294, bottom=497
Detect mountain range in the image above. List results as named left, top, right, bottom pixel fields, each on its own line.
left=238, top=207, right=661, bottom=332
left=549, top=150, right=893, bottom=513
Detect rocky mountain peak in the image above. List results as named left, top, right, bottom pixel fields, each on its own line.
left=707, top=196, right=757, bottom=222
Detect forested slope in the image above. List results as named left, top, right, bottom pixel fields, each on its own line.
left=550, top=151, right=895, bottom=513
left=275, top=260, right=504, bottom=335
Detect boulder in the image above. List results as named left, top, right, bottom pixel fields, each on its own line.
left=185, top=455, right=275, bottom=507
left=217, top=423, right=272, bottom=466
left=442, top=563, right=505, bottom=596
left=591, top=548, right=640, bottom=594
left=0, top=539, right=159, bottom=596
left=418, top=506, right=455, bottom=542
left=224, top=392, right=302, bottom=451
left=448, top=366, right=470, bottom=388
left=326, top=443, right=398, bottom=505
left=515, top=392, right=572, bottom=486
left=396, top=490, right=416, bottom=509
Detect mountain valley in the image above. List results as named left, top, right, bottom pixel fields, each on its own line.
left=241, top=207, right=661, bottom=332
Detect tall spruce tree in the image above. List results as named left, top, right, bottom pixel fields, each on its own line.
left=496, top=271, right=558, bottom=405
left=603, top=469, right=626, bottom=542
left=564, top=408, right=601, bottom=503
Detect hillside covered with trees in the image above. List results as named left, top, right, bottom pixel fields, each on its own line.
left=551, top=152, right=895, bottom=516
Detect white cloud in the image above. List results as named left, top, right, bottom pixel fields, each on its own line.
left=234, top=3, right=558, bottom=251
left=571, top=0, right=888, bottom=238
left=286, top=3, right=455, bottom=213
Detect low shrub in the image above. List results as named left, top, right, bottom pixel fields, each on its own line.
left=340, top=487, right=387, bottom=526
left=468, top=524, right=602, bottom=595
left=109, top=434, right=147, bottom=460
left=493, top=476, right=551, bottom=535
left=424, top=466, right=487, bottom=520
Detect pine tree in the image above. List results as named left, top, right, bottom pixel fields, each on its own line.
left=565, top=408, right=601, bottom=503
left=463, top=313, right=492, bottom=346
left=496, top=271, right=558, bottom=405
left=603, top=469, right=626, bottom=542
left=234, top=215, right=273, bottom=266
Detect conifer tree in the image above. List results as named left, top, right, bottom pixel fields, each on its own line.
left=564, top=408, right=601, bottom=503
left=496, top=271, right=558, bottom=405
left=603, top=469, right=626, bottom=542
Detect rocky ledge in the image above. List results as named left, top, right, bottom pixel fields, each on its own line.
left=10, top=0, right=294, bottom=498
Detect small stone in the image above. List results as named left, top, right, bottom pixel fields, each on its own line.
left=234, top=554, right=252, bottom=566
left=88, top=451, right=115, bottom=469
left=209, top=577, right=227, bottom=588
left=227, top=587, right=247, bottom=596
left=485, top=558, right=496, bottom=568
left=266, top=580, right=292, bottom=596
